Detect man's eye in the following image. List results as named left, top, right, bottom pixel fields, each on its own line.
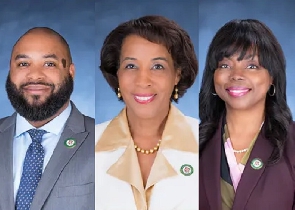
left=18, top=62, right=29, bottom=67
left=45, top=62, right=56, bottom=67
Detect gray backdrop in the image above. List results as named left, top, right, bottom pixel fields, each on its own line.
left=0, top=0, right=95, bottom=118
left=95, top=0, right=199, bottom=123
left=199, top=0, right=295, bottom=117
left=1, top=1, right=293, bottom=121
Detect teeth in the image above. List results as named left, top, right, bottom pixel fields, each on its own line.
left=229, top=90, right=248, bottom=93
left=135, top=96, right=153, bottom=101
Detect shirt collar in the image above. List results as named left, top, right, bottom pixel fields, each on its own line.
left=15, top=102, right=72, bottom=137
left=96, top=104, right=198, bottom=153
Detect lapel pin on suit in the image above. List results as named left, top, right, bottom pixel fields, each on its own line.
left=180, top=164, right=194, bottom=176
left=64, top=138, right=76, bottom=148
left=250, top=158, right=263, bottom=170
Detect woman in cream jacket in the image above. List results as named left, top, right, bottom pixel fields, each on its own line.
left=95, top=15, right=199, bottom=210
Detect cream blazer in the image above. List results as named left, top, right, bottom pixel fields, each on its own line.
left=95, top=105, right=199, bottom=210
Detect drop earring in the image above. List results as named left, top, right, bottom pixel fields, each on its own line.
left=174, top=86, right=178, bottom=100
left=117, top=87, right=121, bottom=99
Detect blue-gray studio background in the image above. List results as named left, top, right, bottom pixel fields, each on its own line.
left=7, top=1, right=292, bottom=122
left=0, top=1, right=95, bottom=118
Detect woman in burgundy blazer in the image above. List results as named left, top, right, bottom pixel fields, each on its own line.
left=199, top=19, right=295, bottom=210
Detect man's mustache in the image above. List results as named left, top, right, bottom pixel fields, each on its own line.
left=20, top=82, right=55, bottom=89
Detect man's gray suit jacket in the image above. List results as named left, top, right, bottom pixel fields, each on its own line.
left=0, top=102, right=94, bottom=210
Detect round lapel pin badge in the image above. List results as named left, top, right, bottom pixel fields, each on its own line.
left=180, top=164, right=194, bottom=176
left=64, top=138, right=76, bottom=148
left=250, top=158, right=263, bottom=170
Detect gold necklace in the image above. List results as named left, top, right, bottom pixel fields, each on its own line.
left=134, top=140, right=161, bottom=154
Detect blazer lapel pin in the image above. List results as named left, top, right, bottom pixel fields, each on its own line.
left=180, top=164, right=194, bottom=176
left=64, top=138, right=76, bottom=148
left=250, top=158, right=263, bottom=170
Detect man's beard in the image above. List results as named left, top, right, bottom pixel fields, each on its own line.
left=5, top=74, right=73, bottom=121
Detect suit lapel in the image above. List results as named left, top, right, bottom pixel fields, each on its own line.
left=0, top=114, right=16, bottom=210
left=95, top=149, right=138, bottom=210
left=149, top=150, right=198, bottom=210
left=201, top=119, right=275, bottom=210
left=200, top=119, right=222, bottom=210
left=148, top=107, right=198, bottom=210
left=30, top=103, right=89, bottom=210
left=232, top=128, right=273, bottom=209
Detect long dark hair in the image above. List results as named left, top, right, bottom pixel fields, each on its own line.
left=199, top=19, right=292, bottom=164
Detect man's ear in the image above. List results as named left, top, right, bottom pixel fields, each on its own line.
left=69, top=63, right=75, bottom=79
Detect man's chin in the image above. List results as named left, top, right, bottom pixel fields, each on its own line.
left=24, top=96, right=49, bottom=106
left=30, top=102, right=47, bottom=107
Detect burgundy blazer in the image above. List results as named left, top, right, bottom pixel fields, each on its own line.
left=199, top=119, right=295, bottom=210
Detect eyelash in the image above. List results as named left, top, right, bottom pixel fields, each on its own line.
left=152, top=64, right=164, bottom=70
left=247, top=64, right=258, bottom=69
left=125, top=64, right=136, bottom=69
left=17, top=62, right=57, bottom=68
left=219, top=64, right=229, bottom=68
left=218, top=64, right=259, bottom=69
left=124, top=64, right=164, bottom=70
left=44, top=62, right=56, bottom=67
left=18, top=62, right=29, bottom=67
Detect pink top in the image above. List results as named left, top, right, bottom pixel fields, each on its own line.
left=224, top=137, right=245, bottom=192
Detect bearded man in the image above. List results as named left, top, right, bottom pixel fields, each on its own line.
left=0, top=27, right=94, bottom=210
